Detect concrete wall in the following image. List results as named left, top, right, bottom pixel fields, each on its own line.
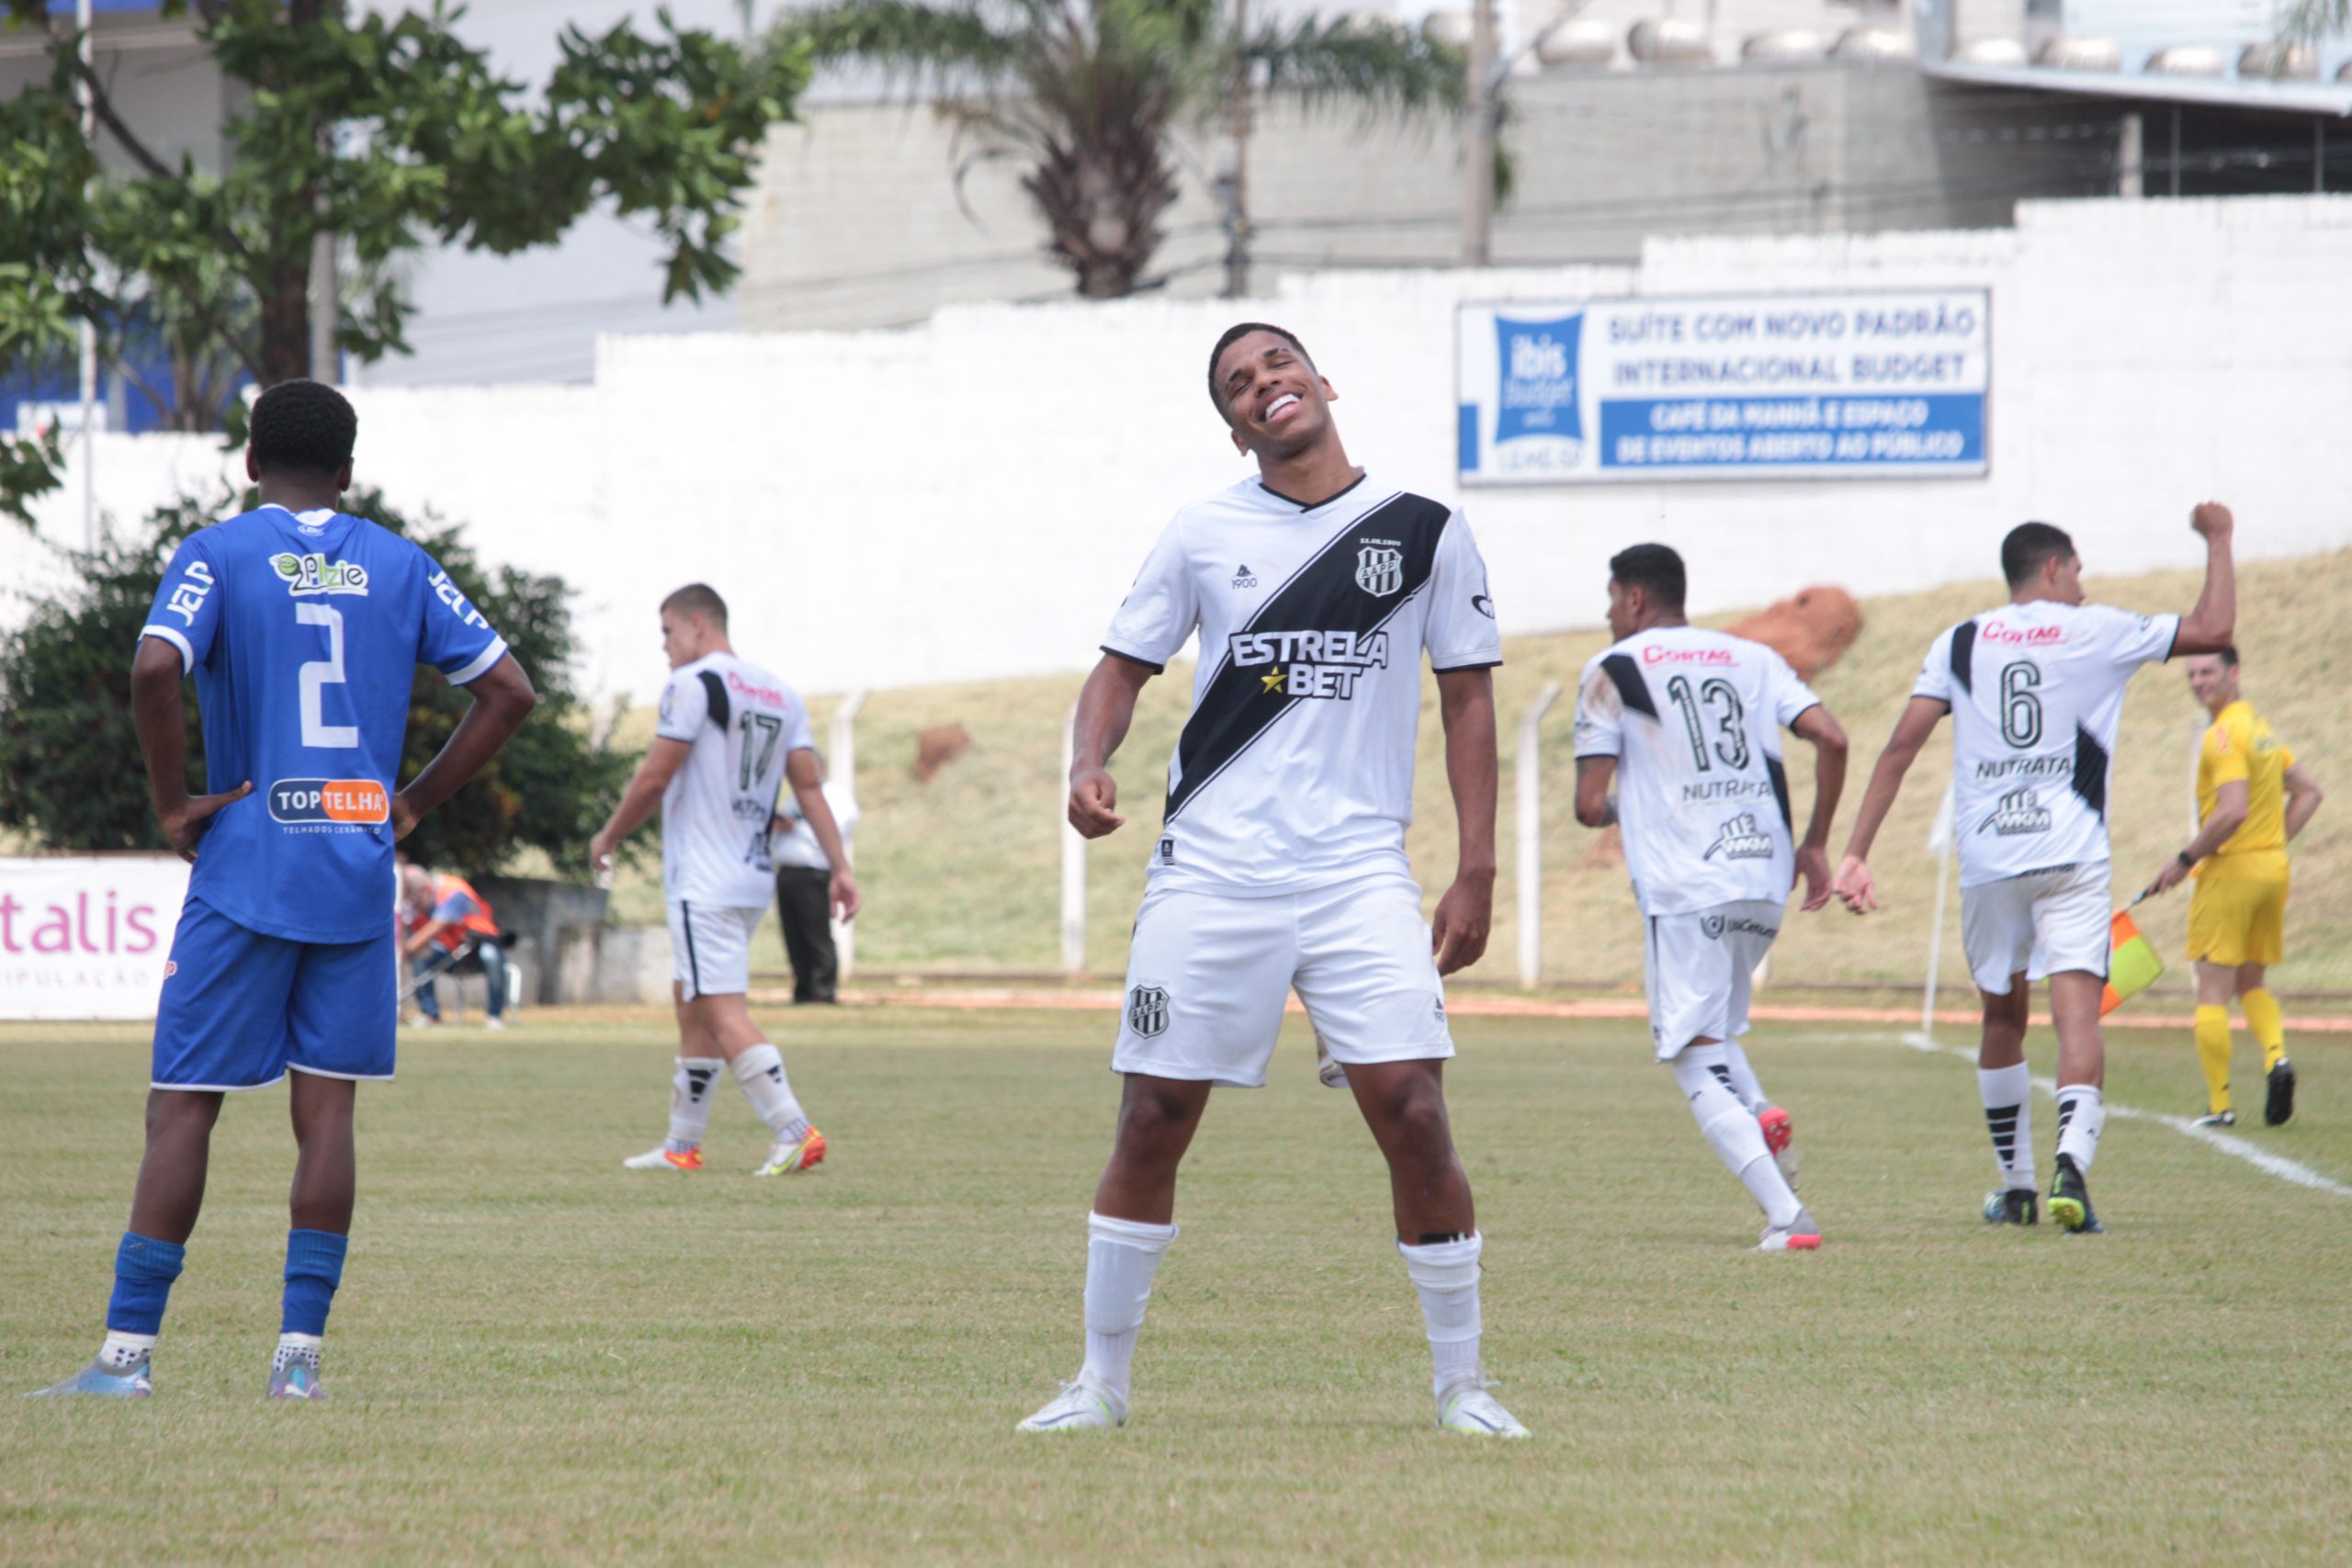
left=741, top=64, right=2118, bottom=333
left=11, top=196, right=2351, bottom=706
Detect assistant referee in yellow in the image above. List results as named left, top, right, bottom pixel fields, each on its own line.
left=2146, top=647, right=2324, bottom=1127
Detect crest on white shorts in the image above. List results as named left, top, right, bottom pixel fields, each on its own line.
left=1355, top=546, right=1404, bottom=597
left=1127, top=985, right=1170, bottom=1039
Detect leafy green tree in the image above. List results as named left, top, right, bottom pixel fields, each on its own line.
left=778, top=0, right=1463, bottom=299
left=0, top=0, right=811, bottom=523
left=0, top=487, right=634, bottom=877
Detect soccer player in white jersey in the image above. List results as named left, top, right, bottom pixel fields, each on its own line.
left=590, top=584, right=859, bottom=1177
left=1572, top=545, right=1849, bottom=1251
left=1016, top=323, right=1523, bottom=1439
left=1834, top=507, right=2236, bottom=1233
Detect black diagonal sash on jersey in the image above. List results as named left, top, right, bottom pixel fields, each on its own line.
left=1598, top=653, right=1659, bottom=719
left=1164, top=491, right=1450, bottom=823
left=1949, top=620, right=1978, bottom=694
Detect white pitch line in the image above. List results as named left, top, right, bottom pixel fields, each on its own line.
left=1894, top=1030, right=2352, bottom=1201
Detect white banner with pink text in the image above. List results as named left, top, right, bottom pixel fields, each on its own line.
left=0, top=856, right=189, bottom=1021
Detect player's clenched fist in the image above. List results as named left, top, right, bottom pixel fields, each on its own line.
left=1068, top=767, right=1125, bottom=838
left=2190, top=501, right=2233, bottom=538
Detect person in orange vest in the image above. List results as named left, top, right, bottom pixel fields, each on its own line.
left=399, top=860, right=509, bottom=1029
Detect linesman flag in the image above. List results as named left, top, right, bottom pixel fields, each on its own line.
left=2101, top=909, right=2164, bottom=1017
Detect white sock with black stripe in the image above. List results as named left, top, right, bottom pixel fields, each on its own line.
left=666, top=1057, right=723, bottom=1154
left=1978, top=1063, right=2035, bottom=1190
left=732, top=1044, right=811, bottom=1143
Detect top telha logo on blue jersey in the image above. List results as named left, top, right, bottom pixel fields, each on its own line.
left=270, top=552, right=370, bottom=596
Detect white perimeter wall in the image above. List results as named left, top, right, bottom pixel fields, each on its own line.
left=11, top=196, right=2352, bottom=704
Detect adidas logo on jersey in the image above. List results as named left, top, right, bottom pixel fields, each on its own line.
left=1702, top=812, right=1775, bottom=862
left=1231, top=564, right=1258, bottom=588
left=1978, top=788, right=2052, bottom=837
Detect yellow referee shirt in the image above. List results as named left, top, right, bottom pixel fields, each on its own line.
left=2195, top=699, right=2296, bottom=865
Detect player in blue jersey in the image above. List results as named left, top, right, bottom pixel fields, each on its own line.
left=30, top=380, right=537, bottom=1402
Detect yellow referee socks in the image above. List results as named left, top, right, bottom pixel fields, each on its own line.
left=2242, top=989, right=2289, bottom=1073
left=2194, top=1006, right=2233, bottom=1116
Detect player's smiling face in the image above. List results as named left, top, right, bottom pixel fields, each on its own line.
left=1216, top=333, right=1334, bottom=457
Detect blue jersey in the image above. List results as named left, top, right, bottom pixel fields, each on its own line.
left=141, top=503, right=508, bottom=944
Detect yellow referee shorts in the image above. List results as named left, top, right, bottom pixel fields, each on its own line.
left=2188, top=852, right=2290, bottom=967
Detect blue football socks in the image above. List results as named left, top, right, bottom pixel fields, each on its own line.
left=106, top=1233, right=187, bottom=1336
left=281, top=1229, right=349, bottom=1337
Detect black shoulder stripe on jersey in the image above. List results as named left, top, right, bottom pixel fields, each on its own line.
left=1600, top=653, right=1657, bottom=719
left=698, top=670, right=730, bottom=733
left=2072, top=724, right=2109, bottom=818
left=1765, top=754, right=1793, bottom=833
left=1949, top=620, right=1977, bottom=695
left=1164, top=491, right=1449, bottom=823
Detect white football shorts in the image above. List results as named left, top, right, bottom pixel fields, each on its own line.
left=669, top=899, right=765, bottom=1000
left=1642, top=899, right=1783, bottom=1060
left=1112, top=872, right=1453, bottom=1089
left=1959, top=860, right=2110, bottom=995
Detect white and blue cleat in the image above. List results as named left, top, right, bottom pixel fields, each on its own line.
left=28, top=1356, right=153, bottom=1399
left=267, top=1348, right=326, bottom=1401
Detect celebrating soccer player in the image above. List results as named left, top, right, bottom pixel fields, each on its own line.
left=593, top=585, right=856, bottom=1178
left=1833, top=504, right=2236, bottom=1233
left=2142, top=646, right=2323, bottom=1127
left=33, top=379, right=537, bottom=1400
left=1016, top=324, right=1523, bottom=1438
left=1571, top=545, right=1849, bottom=1251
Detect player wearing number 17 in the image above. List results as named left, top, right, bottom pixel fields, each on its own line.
left=1832, top=504, right=2236, bottom=1234
left=592, top=585, right=858, bottom=1178
left=32, top=380, right=537, bottom=1401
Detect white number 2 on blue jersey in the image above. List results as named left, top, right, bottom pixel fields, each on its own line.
left=297, top=603, right=358, bottom=749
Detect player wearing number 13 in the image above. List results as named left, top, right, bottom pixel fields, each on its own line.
left=1833, top=506, right=2236, bottom=1234
left=33, top=379, right=537, bottom=1401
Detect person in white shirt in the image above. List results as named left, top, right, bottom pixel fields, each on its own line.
left=1834, top=506, right=2236, bottom=1233
left=769, top=753, right=858, bottom=1003
left=1573, top=544, right=1849, bottom=1252
left=1016, top=322, right=1525, bottom=1440
left=590, top=584, right=860, bottom=1178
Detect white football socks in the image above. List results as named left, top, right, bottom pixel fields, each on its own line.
left=274, top=1331, right=323, bottom=1372
left=2055, top=1084, right=2105, bottom=1174
left=1080, top=1212, right=1176, bottom=1404
left=732, top=1045, right=811, bottom=1143
left=1675, top=1045, right=1802, bottom=1227
left=1978, top=1063, right=2035, bottom=1190
left=98, top=1330, right=155, bottom=1371
left=666, top=1056, right=723, bottom=1153
left=1397, top=1232, right=1484, bottom=1397
left=1720, top=1039, right=1770, bottom=1116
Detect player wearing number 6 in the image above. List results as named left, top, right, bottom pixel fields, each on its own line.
left=33, top=379, right=537, bottom=1401
left=1833, top=506, right=2236, bottom=1234
left=591, top=585, right=857, bottom=1178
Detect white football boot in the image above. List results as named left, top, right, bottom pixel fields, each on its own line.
left=1436, top=1377, right=1529, bottom=1438
left=1015, top=1377, right=1126, bottom=1433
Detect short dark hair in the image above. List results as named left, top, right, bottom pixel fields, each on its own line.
left=661, top=582, right=729, bottom=628
left=1207, top=321, right=1312, bottom=412
left=1609, top=543, right=1686, bottom=612
left=2212, top=645, right=2241, bottom=667
left=250, top=378, right=356, bottom=477
left=2000, top=522, right=2075, bottom=589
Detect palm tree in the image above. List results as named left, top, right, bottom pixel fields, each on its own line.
left=2285, top=0, right=2346, bottom=38
left=775, top=0, right=1464, bottom=299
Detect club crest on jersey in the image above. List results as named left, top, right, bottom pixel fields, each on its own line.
left=1355, top=545, right=1405, bottom=597
left=1978, top=788, right=2052, bottom=837
left=1703, top=812, right=1774, bottom=862
left=1127, top=985, right=1170, bottom=1039
left=270, top=552, right=369, bottom=597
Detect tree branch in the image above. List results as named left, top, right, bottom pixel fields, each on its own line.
left=67, top=51, right=176, bottom=181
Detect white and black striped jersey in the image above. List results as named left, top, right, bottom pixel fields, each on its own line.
left=655, top=651, right=814, bottom=907
left=1912, top=600, right=2177, bottom=887
left=1573, top=626, right=1822, bottom=916
left=1102, top=472, right=1501, bottom=896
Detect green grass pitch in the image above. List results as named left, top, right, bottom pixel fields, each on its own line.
left=5, top=1007, right=2349, bottom=1564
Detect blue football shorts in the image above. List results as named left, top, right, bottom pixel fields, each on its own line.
left=151, top=894, right=398, bottom=1091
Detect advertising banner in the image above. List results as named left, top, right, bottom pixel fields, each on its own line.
left=1457, top=289, right=1990, bottom=484
left=0, top=856, right=189, bottom=1021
